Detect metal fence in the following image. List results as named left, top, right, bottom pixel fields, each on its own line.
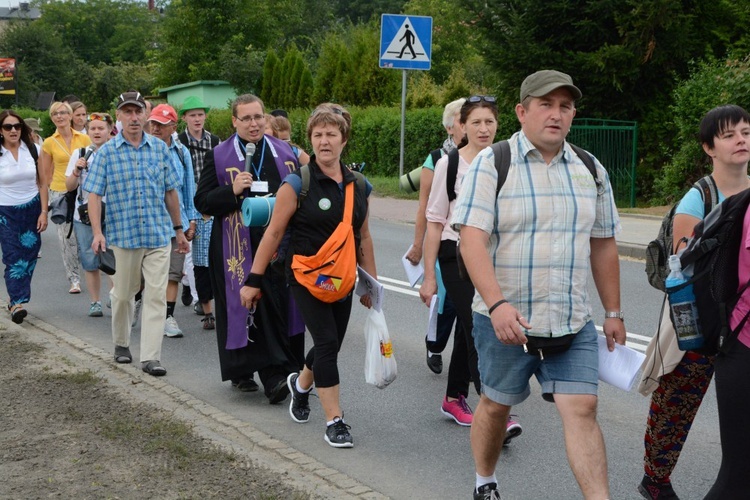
left=569, top=119, right=637, bottom=207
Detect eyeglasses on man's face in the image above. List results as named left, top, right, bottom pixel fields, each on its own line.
left=235, top=114, right=265, bottom=124
left=1, top=123, right=22, bottom=131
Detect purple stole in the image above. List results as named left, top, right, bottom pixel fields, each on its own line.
left=214, top=134, right=303, bottom=349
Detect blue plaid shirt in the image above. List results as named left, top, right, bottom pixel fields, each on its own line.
left=452, top=131, right=621, bottom=336
left=83, top=132, right=179, bottom=249
left=167, top=139, right=200, bottom=229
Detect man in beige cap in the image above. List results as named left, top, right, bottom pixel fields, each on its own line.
left=452, top=70, right=626, bottom=499
left=24, top=118, right=43, bottom=147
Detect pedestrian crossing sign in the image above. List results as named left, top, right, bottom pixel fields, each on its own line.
left=380, top=14, right=432, bottom=71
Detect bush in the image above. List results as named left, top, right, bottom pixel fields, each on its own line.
left=653, top=57, right=750, bottom=203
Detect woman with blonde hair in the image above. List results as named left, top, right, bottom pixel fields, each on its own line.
left=41, top=101, right=92, bottom=293
left=70, top=101, right=87, bottom=133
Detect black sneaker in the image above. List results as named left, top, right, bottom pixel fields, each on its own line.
left=474, top=483, right=500, bottom=500
left=232, top=377, right=259, bottom=392
left=324, top=417, right=353, bottom=448
left=638, top=475, right=679, bottom=499
left=287, top=373, right=311, bottom=423
left=181, top=285, right=192, bottom=306
left=426, top=350, right=443, bottom=374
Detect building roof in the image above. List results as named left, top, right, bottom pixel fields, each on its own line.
left=157, top=80, right=231, bottom=95
left=0, top=5, right=41, bottom=20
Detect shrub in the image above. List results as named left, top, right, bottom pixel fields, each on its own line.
left=653, top=57, right=750, bottom=203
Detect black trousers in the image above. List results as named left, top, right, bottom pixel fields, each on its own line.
left=438, top=239, right=481, bottom=398
left=291, top=284, right=353, bottom=388
left=704, top=340, right=750, bottom=500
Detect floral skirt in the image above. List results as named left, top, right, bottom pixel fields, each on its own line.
left=0, top=194, right=42, bottom=305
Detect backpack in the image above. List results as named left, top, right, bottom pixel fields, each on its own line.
left=674, top=187, right=750, bottom=355
left=455, top=140, right=599, bottom=279
left=645, top=177, right=718, bottom=292
left=446, top=141, right=599, bottom=202
left=291, top=179, right=357, bottom=303
left=298, top=163, right=366, bottom=207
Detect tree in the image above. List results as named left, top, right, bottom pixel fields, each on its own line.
left=260, top=49, right=280, bottom=105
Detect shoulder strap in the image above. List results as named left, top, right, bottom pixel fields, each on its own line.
left=446, top=148, right=460, bottom=202
left=430, top=149, right=442, bottom=168
left=298, top=164, right=310, bottom=208
left=210, top=133, right=220, bottom=148
left=568, top=144, right=599, bottom=185
left=694, top=175, right=719, bottom=217
left=491, top=140, right=511, bottom=195
left=177, top=131, right=188, bottom=145
left=342, top=180, right=354, bottom=225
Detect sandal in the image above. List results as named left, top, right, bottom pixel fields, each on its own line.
left=9, top=304, right=27, bottom=324
left=114, top=345, right=132, bottom=364
left=142, top=360, right=167, bottom=377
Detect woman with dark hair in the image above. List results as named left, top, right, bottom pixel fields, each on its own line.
left=0, top=110, right=48, bottom=323
left=240, top=103, right=377, bottom=448
left=637, top=104, right=750, bottom=500
left=419, top=97, right=521, bottom=437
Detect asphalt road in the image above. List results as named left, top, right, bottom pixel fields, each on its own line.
left=17, top=218, right=720, bottom=499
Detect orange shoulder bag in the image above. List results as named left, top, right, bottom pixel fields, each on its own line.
left=291, top=181, right=357, bottom=302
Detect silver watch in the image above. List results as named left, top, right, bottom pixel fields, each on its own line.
left=605, top=311, right=624, bottom=320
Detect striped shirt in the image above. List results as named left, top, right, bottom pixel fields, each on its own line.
left=83, top=132, right=179, bottom=249
left=451, top=131, right=621, bottom=337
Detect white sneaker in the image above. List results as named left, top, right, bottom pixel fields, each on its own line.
left=132, top=299, right=142, bottom=327
left=164, top=315, right=183, bottom=338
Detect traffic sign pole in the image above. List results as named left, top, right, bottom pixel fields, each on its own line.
left=399, top=70, right=406, bottom=177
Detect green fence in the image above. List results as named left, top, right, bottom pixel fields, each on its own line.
left=568, top=119, right=637, bottom=207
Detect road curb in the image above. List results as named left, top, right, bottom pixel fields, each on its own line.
left=7, top=311, right=389, bottom=500
left=617, top=242, right=647, bottom=260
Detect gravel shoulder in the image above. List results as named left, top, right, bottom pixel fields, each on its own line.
left=0, top=316, right=375, bottom=500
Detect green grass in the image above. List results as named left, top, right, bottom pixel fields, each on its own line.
left=43, top=369, right=101, bottom=385
left=368, top=175, right=419, bottom=200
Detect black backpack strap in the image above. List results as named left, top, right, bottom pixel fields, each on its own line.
left=445, top=148, right=460, bottom=202
left=491, top=140, right=511, bottom=196
left=568, top=144, right=599, bottom=185
left=210, top=133, right=220, bottom=148
left=298, top=164, right=310, bottom=208
left=430, top=148, right=442, bottom=168
left=694, top=175, right=719, bottom=217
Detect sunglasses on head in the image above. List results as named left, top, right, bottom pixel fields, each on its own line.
left=1, top=123, right=22, bottom=131
left=88, top=112, right=112, bottom=123
left=467, top=95, right=497, bottom=104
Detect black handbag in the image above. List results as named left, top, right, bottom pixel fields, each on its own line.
left=524, top=334, right=576, bottom=359
left=78, top=202, right=105, bottom=226
left=98, top=248, right=116, bottom=275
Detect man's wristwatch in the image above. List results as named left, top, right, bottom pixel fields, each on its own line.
left=605, top=311, right=625, bottom=320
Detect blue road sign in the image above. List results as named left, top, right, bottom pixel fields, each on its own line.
left=380, top=14, right=432, bottom=71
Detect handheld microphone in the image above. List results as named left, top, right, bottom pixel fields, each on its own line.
left=83, top=146, right=96, bottom=162
left=244, top=142, right=256, bottom=173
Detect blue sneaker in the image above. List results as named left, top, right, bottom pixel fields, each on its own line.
left=88, top=301, right=103, bottom=317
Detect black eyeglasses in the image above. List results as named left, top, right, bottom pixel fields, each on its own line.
left=1, top=123, right=22, bottom=131
left=468, top=95, right=497, bottom=104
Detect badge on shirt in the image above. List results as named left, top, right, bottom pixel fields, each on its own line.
left=251, top=181, right=269, bottom=193
left=319, top=198, right=331, bottom=211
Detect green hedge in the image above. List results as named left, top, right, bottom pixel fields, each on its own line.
left=653, top=56, right=750, bottom=204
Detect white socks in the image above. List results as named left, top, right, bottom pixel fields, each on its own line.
left=476, top=473, right=497, bottom=491
left=296, top=378, right=312, bottom=394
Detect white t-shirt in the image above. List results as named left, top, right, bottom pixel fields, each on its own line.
left=65, top=146, right=105, bottom=222
left=0, top=142, right=40, bottom=206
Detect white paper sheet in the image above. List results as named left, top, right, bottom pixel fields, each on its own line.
left=401, top=245, right=424, bottom=287
left=355, top=265, right=384, bottom=312
left=426, top=295, right=440, bottom=342
left=597, top=335, right=646, bottom=391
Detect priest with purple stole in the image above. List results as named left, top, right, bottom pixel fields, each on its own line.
left=194, top=94, right=304, bottom=403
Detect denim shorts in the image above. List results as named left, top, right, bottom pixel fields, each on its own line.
left=73, top=220, right=101, bottom=272
left=473, top=312, right=599, bottom=405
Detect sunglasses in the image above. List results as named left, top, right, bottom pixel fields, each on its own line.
left=467, top=95, right=497, bottom=104
left=88, top=113, right=112, bottom=123
left=1, top=123, right=22, bottom=131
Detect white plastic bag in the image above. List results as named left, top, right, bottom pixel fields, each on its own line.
left=363, top=308, right=397, bottom=389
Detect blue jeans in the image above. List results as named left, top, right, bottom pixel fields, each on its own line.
left=473, top=314, right=599, bottom=406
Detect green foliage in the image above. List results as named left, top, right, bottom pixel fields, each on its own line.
left=82, top=63, right=157, bottom=112
left=653, top=57, right=750, bottom=203
left=260, top=50, right=280, bottom=105
left=406, top=73, right=441, bottom=108
left=204, top=108, right=235, bottom=141
left=312, top=22, right=401, bottom=106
